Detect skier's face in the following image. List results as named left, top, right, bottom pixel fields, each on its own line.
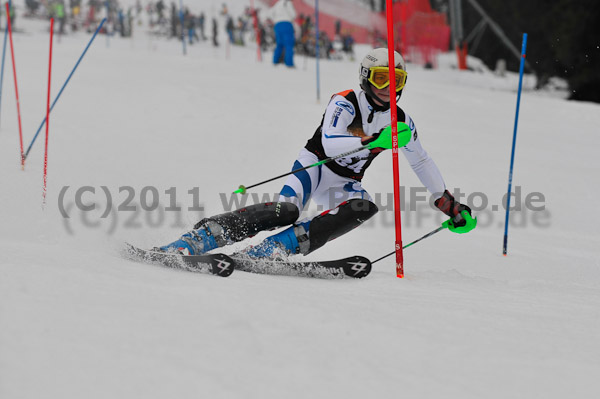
left=371, top=85, right=391, bottom=106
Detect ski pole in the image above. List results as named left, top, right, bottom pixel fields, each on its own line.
left=372, top=224, right=447, bottom=264
left=234, top=145, right=369, bottom=194
left=233, top=123, right=412, bottom=194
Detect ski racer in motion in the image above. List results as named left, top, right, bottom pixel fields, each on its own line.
left=158, top=48, right=476, bottom=258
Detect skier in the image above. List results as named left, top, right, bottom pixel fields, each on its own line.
left=158, top=48, right=476, bottom=258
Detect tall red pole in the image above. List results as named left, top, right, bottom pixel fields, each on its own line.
left=42, top=19, right=54, bottom=208
left=385, top=0, right=404, bottom=278
left=5, top=2, right=24, bottom=169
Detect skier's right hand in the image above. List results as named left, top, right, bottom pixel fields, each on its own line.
left=362, top=132, right=385, bottom=153
left=364, top=122, right=412, bottom=151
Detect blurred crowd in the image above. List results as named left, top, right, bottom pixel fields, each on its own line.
left=143, top=1, right=357, bottom=62
left=17, top=1, right=357, bottom=62
left=23, top=0, right=141, bottom=36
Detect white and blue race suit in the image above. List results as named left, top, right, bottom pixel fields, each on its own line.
left=278, top=89, right=447, bottom=213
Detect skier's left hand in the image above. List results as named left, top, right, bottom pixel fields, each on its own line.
left=435, top=190, right=477, bottom=234
left=443, top=210, right=477, bottom=234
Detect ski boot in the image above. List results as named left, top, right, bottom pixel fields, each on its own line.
left=244, top=222, right=310, bottom=259
left=158, top=220, right=227, bottom=255
left=244, top=199, right=379, bottom=258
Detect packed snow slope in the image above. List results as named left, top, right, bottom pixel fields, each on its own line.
left=1, top=16, right=599, bottom=399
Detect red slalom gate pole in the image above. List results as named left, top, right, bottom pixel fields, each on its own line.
left=385, top=0, right=404, bottom=278
left=5, top=2, right=24, bottom=169
left=42, top=19, right=54, bottom=208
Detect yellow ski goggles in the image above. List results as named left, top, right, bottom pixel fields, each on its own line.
left=364, top=66, right=408, bottom=91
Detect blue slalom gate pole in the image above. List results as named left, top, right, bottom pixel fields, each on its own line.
left=315, top=0, right=320, bottom=102
left=24, top=18, right=107, bottom=160
left=0, top=0, right=11, bottom=128
left=503, top=33, right=528, bottom=256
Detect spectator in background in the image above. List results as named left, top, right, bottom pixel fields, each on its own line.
left=319, top=30, right=333, bottom=59
left=53, top=1, right=67, bottom=35
left=7, top=1, right=16, bottom=30
left=298, top=14, right=311, bottom=55
left=118, top=7, right=125, bottom=37
left=26, top=0, right=41, bottom=17
left=184, top=8, right=198, bottom=44
left=236, top=16, right=246, bottom=45
left=198, top=11, right=206, bottom=40
left=212, top=16, right=218, bottom=47
left=170, top=2, right=178, bottom=38
left=341, top=29, right=355, bottom=60
left=268, top=0, right=296, bottom=68
left=225, top=14, right=234, bottom=43
left=156, top=0, right=165, bottom=22
left=70, top=0, right=81, bottom=31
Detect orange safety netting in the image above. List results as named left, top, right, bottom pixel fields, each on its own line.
left=391, top=0, right=451, bottom=67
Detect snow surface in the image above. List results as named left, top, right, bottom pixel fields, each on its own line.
left=1, top=13, right=600, bottom=399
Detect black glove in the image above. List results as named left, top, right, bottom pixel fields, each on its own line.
left=434, top=190, right=472, bottom=228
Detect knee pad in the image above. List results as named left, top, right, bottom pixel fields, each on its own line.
left=304, top=199, right=378, bottom=254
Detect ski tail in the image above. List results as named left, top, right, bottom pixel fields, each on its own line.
left=231, top=254, right=371, bottom=279
left=122, top=243, right=234, bottom=277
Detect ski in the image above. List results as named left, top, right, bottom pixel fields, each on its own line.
left=231, top=254, right=371, bottom=279
left=122, top=243, right=370, bottom=279
left=122, top=243, right=235, bottom=277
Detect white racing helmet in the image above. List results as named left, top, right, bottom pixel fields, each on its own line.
left=359, top=48, right=407, bottom=107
